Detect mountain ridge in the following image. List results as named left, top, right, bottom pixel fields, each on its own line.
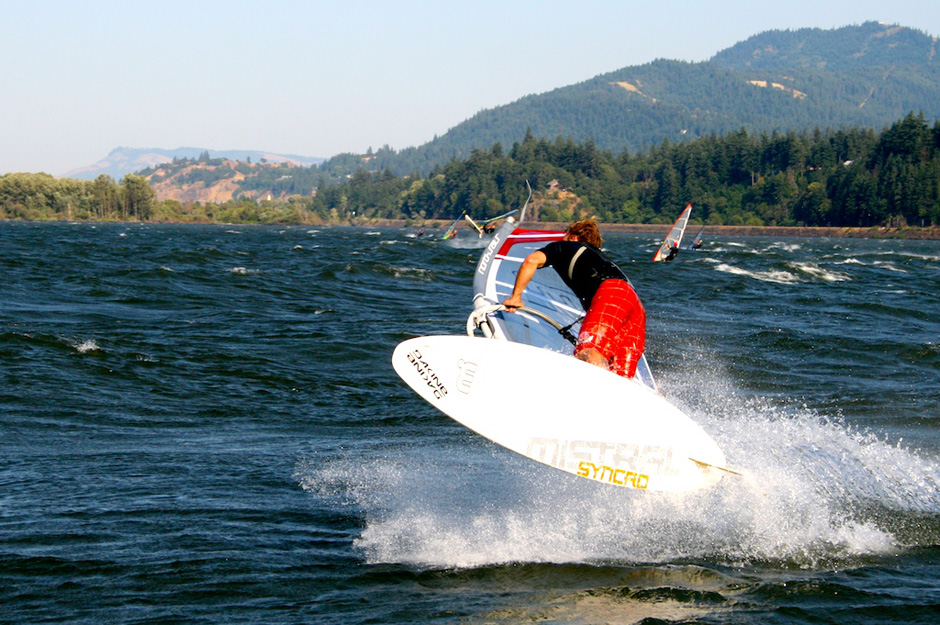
left=65, top=22, right=940, bottom=193
left=710, top=22, right=939, bottom=70
left=336, top=21, right=939, bottom=178
left=64, top=147, right=324, bottom=181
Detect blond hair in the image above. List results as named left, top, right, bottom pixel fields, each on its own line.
left=567, top=219, right=603, bottom=248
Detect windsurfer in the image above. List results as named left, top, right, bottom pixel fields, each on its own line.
left=664, top=241, right=679, bottom=261
left=502, top=219, right=646, bottom=378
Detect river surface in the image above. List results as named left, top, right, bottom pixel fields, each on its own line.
left=1, top=221, right=938, bottom=623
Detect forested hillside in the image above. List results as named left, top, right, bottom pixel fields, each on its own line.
left=140, top=152, right=320, bottom=202
left=312, top=113, right=940, bottom=229
left=64, top=147, right=324, bottom=181
left=0, top=173, right=155, bottom=221
left=313, top=22, right=940, bottom=179
left=5, top=113, right=937, bottom=230
left=46, top=22, right=939, bottom=193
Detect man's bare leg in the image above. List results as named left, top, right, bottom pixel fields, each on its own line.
left=575, top=347, right=608, bottom=369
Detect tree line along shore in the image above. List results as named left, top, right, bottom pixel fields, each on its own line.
left=2, top=113, right=940, bottom=235
left=363, top=219, right=940, bottom=240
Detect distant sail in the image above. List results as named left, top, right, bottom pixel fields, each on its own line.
left=441, top=212, right=466, bottom=240
left=653, top=203, right=692, bottom=262
left=476, top=209, right=519, bottom=235
left=477, top=209, right=519, bottom=226
left=444, top=209, right=520, bottom=240
left=687, top=225, right=705, bottom=250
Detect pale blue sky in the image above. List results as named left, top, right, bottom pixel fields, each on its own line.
left=1, top=0, right=938, bottom=176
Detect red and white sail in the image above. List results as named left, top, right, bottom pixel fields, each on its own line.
left=652, top=203, right=693, bottom=261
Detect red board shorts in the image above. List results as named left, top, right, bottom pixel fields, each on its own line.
left=574, top=279, right=646, bottom=378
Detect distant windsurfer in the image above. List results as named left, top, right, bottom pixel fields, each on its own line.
left=502, top=219, right=646, bottom=378
left=664, top=241, right=679, bottom=261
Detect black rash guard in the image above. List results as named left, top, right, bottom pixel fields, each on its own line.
left=539, top=240, right=628, bottom=309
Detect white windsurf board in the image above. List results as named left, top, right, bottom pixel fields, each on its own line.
left=392, top=335, right=728, bottom=492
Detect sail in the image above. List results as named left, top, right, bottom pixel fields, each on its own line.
left=687, top=225, right=705, bottom=250
left=477, top=209, right=519, bottom=226
left=443, top=209, right=519, bottom=240
left=441, top=212, right=465, bottom=240
left=469, top=219, right=656, bottom=390
left=472, top=225, right=571, bottom=350
left=652, top=203, right=693, bottom=261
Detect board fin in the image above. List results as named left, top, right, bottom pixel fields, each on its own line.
left=689, top=457, right=742, bottom=476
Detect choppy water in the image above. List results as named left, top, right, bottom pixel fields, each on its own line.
left=1, top=221, right=939, bottom=624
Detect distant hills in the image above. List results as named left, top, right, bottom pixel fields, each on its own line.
left=139, top=155, right=320, bottom=203
left=65, top=21, right=940, bottom=201
left=64, top=147, right=323, bottom=181
left=342, top=21, right=939, bottom=178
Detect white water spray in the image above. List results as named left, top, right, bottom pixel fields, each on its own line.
left=300, top=373, right=940, bottom=569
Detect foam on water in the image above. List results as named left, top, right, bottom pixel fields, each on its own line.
left=229, top=266, right=261, bottom=275
left=443, top=237, right=491, bottom=250
left=765, top=242, right=803, bottom=253
left=713, top=259, right=852, bottom=284
left=714, top=263, right=801, bottom=284
left=873, top=260, right=909, bottom=273
left=300, top=376, right=940, bottom=570
left=384, top=265, right=434, bottom=281
left=71, top=338, right=101, bottom=353
left=786, top=261, right=852, bottom=281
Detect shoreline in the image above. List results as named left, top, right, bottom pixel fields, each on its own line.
left=4, top=217, right=940, bottom=239
left=372, top=219, right=940, bottom=240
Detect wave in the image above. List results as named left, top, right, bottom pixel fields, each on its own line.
left=714, top=263, right=801, bottom=284
left=713, top=261, right=851, bottom=284
left=384, top=265, right=434, bottom=281
left=873, top=261, right=910, bottom=273
left=787, top=262, right=852, bottom=281
left=764, top=242, right=803, bottom=253
left=72, top=338, right=101, bottom=353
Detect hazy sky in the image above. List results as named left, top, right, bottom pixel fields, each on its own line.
left=2, top=0, right=938, bottom=176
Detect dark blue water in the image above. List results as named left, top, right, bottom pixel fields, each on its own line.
left=2, top=221, right=939, bottom=624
